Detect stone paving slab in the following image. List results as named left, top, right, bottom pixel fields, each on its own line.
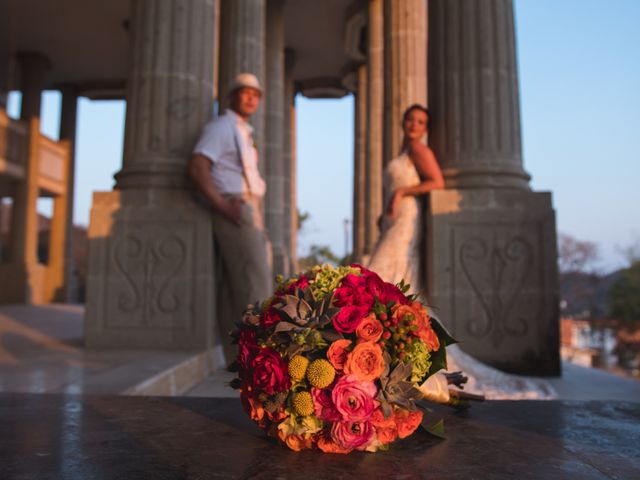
left=0, top=394, right=638, bottom=479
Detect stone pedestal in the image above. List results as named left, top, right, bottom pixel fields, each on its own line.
left=85, top=190, right=215, bottom=349
left=85, top=0, right=217, bottom=351
left=426, top=190, right=560, bottom=375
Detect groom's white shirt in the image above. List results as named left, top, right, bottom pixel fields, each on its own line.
left=192, top=109, right=266, bottom=197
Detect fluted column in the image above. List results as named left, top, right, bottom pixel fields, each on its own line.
left=428, top=0, right=530, bottom=189
left=264, top=0, right=286, bottom=276
left=219, top=0, right=266, bottom=158
left=56, top=85, right=79, bottom=302
left=353, top=65, right=367, bottom=261
left=383, top=0, right=427, bottom=164
left=3, top=53, right=49, bottom=303
left=365, top=0, right=384, bottom=256
left=115, top=0, right=214, bottom=190
left=283, top=51, right=297, bottom=275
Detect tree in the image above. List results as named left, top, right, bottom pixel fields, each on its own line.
left=298, top=244, right=342, bottom=270
left=558, top=233, right=600, bottom=274
left=609, top=261, right=640, bottom=326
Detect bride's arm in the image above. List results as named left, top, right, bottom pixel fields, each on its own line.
left=388, top=144, right=444, bottom=216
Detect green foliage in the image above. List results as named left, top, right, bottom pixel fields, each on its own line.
left=609, top=261, right=640, bottom=325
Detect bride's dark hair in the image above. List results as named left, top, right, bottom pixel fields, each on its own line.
left=402, top=104, right=430, bottom=127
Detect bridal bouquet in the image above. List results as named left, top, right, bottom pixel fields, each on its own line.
left=229, top=264, right=465, bottom=453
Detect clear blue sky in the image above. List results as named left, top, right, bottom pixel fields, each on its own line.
left=7, top=0, right=639, bottom=272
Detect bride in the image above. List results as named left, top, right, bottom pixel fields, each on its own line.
left=367, top=105, right=553, bottom=400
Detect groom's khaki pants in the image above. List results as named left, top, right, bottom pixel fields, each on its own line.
left=212, top=194, right=272, bottom=364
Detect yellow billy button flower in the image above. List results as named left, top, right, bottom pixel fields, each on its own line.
left=292, top=391, right=314, bottom=416
left=288, top=355, right=309, bottom=381
left=306, top=359, right=336, bottom=388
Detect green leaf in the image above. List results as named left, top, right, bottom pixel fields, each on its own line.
left=274, top=321, right=299, bottom=333
left=427, top=343, right=447, bottom=377
left=430, top=316, right=457, bottom=347
left=421, top=413, right=446, bottom=439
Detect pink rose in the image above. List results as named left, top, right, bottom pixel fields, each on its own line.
left=312, top=387, right=341, bottom=422
left=331, top=420, right=375, bottom=451
left=334, top=274, right=374, bottom=308
left=251, top=347, right=291, bottom=395
left=331, top=374, right=379, bottom=422
left=332, top=305, right=369, bottom=334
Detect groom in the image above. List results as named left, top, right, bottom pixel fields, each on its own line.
left=188, top=73, right=272, bottom=363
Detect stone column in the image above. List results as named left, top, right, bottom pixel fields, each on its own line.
left=383, top=0, right=427, bottom=165
left=17, top=53, right=49, bottom=120
left=365, top=0, right=384, bottom=257
left=58, top=85, right=79, bottom=302
left=85, top=0, right=219, bottom=351
left=218, top=0, right=266, bottom=158
left=283, top=51, right=297, bottom=275
left=353, top=65, right=367, bottom=262
left=426, top=0, right=559, bottom=375
left=264, top=0, right=287, bottom=276
left=2, top=52, right=49, bottom=303
left=429, top=0, right=529, bottom=189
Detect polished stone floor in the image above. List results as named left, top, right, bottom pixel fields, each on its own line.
left=0, top=394, right=638, bottom=479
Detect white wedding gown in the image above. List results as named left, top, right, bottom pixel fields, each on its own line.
left=367, top=152, right=554, bottom=400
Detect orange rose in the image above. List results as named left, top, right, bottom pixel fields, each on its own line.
left=370, top=409, right=398, bottom=444
left=281, top=433, right=314, bottom=452
left=343, top=341, right=385, bottom=382
left=395, top=408, right=423, bottom=439
left=317, top=431, right=352, bottom=454
left=327, top=339, right=352, bottom=371
left=410, top=302, right=440, bottom=352
left=391, top=304, right=415, bottom=325
left=240, top=385, right=266, bottom=428
left=355, top=313, right=384, bottom=343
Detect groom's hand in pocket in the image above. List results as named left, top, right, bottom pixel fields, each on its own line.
left=222, top=198, right=244, bottom=226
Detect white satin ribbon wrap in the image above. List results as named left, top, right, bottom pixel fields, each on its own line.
left=418, top=373, right=450, bottom=404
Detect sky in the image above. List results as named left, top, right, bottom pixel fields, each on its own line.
left=6, top=0, right=640, bottom=273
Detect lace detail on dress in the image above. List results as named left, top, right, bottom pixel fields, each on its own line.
left=367, top=153, right=422, bottom=289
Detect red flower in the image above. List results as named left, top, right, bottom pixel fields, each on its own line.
left=285, top=275, right=310, bottom=294
left=334, top=274, right=374, bottom=308
left=237, top=328, right=259, bottom=372
left=261, top=307, right=281, bottom=329
left=251, top=347, right=291, bottom=395
left=361, top=269, right=409, bottom=305
left=332, top=305, right=369, bottom=334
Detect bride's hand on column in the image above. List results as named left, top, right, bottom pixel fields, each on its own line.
left=386, top=189, right=404, bottom=218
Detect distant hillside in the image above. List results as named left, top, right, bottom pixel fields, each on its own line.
left=560, top=270, right=620, bottom=319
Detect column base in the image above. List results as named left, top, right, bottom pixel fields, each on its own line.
left=426, top=189, right=560, bottom=376
left=85, top=189, right=216, bottom=350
